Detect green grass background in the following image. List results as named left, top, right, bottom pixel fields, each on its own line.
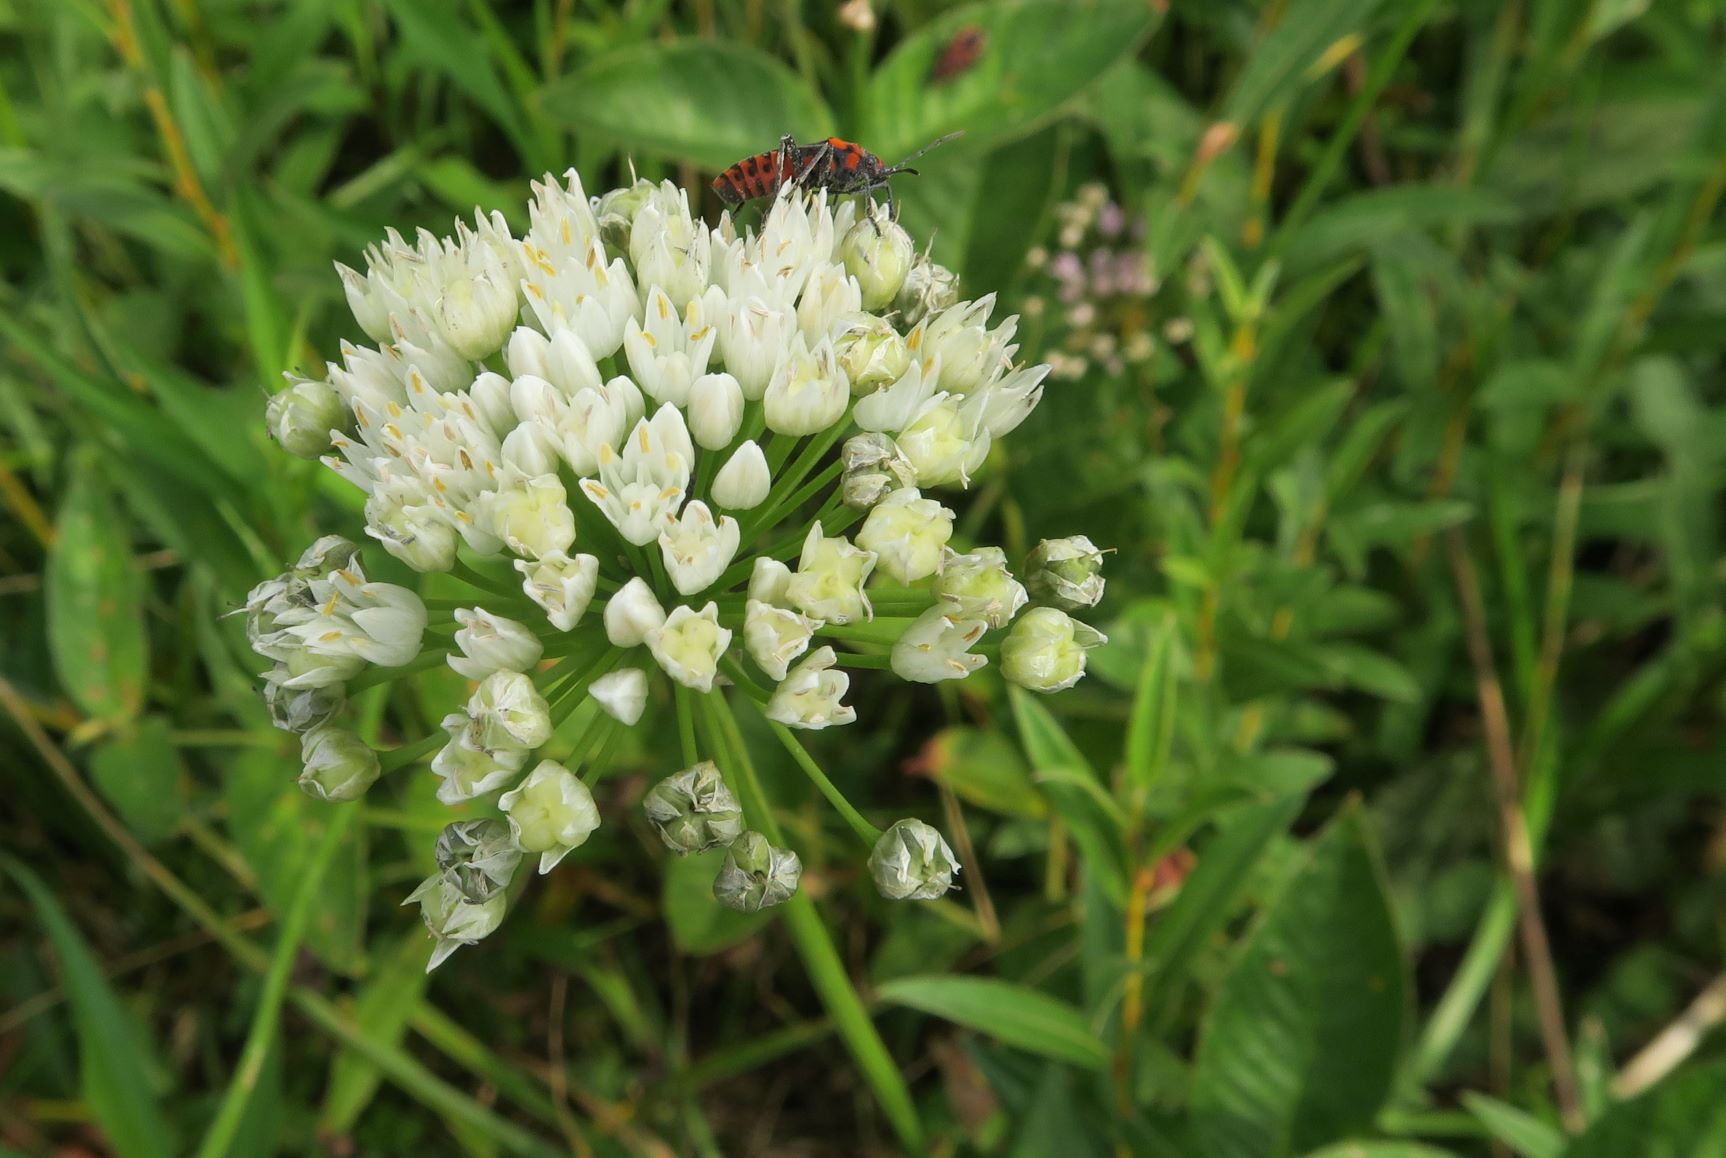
left=2, top=0, right=1725, bottom=1154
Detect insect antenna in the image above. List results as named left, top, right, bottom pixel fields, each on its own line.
left=879, top=131, right=965, bottom=178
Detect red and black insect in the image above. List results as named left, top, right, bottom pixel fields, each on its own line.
left=711, top=132, right=963, bottom=212
left=929, top=25, right=987, bottom=84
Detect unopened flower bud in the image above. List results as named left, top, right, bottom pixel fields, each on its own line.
left=749, top=557, right=793, bottom=606
left=898, top=397, right=987, bottom=487
left=434, top=818, right=523, bottom=904
left=643, top=761, right=744, bottom=854
left=856, top=488, right=953, bottom=584
left=787, top=525, right=875, bottom=624
left=515, top=550, right=600, bottom=631
left=934, top=546, right=1027, bottom=629
left=840, top=433, right=916, bottom=509
left=895, top=256, right=960, bottom=327
left=1000, top=606, right=1105, bottom=692
left=764, top=338, right=848, bottom=436
left=295, top=534, right=361, bottom=577
left=499, top=760, right=601, bottom=873
left=713, top=831, right=803, bottom=912
left=840, top=213, right=916, bottom=310
left=298, top=725, right=381, bottom=802
left=431, top=712, right=528, bottom=803
left=594, top=179, right=656, bottom=254
left=645, top=603, right=732, bottom=692
left=765, top=646, right=854, bottom=730
left=438, top=274, right=518, bottom=361
left=1025, top=536, right=1106, bottom=610
left=263, top=680, right=344, bottom=734
left=890, top=606, right=988, bottom=683
left=711, top=441, right=771, bottom=511
left=469, top=670, right=553, bottom=750
left=449, top=607, right=544, bottom=681
left=604, top=577, right=667, bottom=647
left=832, top=313, right=911, bottom=395
left=869, top=818, right=960, bottom=900
left=268, top=377, right=351, bottom=459
left=687, top=372, right=745, bottom=449
left=589, top=667, right=648, bottom=725
left=406, top=873, right=507, bottom=971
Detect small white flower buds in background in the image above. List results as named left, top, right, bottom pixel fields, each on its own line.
left=1000, top=607, right=1106, bottom=692
left=869, top=819, right=960, bottom=901
left=298, top=725, right=381, bottom=802
left=268, top=376, right=351, bottom=459
left=643, top=762, right=745, bottom=855
left=1025, top=535, right=1107, bottom=610
left=713, top=831, right=803, bottom=912
left=499, top=760, right=602, bottom=874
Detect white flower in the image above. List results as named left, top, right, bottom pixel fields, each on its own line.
left=839, top=213, right=916, bottom=311
left=890, top=607, right=988, bottom=683
left=268, top=376, right=350, bottom=459
left=589, top=668, right=648, bottom=725
left=1025, top=535, right=1106, bottom=610
left=833, top=313, right=910, bottom=396
left=449, top=607, right=544, bottom=680
left=895, top=255, right=961, bottom=327
left=645, top=603, right=732, bottom=692
left=897, top=396, right=989, bottom=487
left=629, top=181, right=711, bottom=306
left=969, top=362, right=1049, bottom=439
left=797, top=262, right=863, bottom=340
left=749, top=557, right=793, bottom=606
left=855, top=488, right=953, bottom=584
left=920, top=296, right=1017, bottom=395
left=251, top=561, right=427, bottom=684
left=765, top=647, right=854, bottom=730
left=407, top=873, right=508, bottom=971
left=474, top=471, right=576, bottom=560
left=711, top=441, right=771, bottom=511
left=468, top=670, right=553, bottom=750
left=623, top=286, right=718, bottom=406
left=431, top=712, right=528, bottom=803
left=364, top=474, right=459, bottom=573
left=717, top=297, right=796, bottom=400
left=687, top=371, right=744, bottom=450
left=763, top=336, right=849, bottom=435
left=604, top=577, right=666, bottom=647
left=934, top=547, right=1027, bottom=629
left=786, top=524, right=875, bottom=624
left=580, top=404, right=694, bottom=545
left=658, top=500, right=741, bottom=596
left=853, top=355, right=943, bottom=433
left=515, top=550, right=600, bottom=631
left=868, top=818, right=960, bottom=900
left=1000, top=607, right=1106, bottom=692
left=744, top=600, right=820, bottom=681
left=438, top=269, right=519, bottom=361
left=298, top=726, right=381, bottom=802
left=499, top=760, right=601, bottom=874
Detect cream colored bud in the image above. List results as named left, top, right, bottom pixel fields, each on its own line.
left=840, top=214, right=916, bottom=310
left=711, top=441, right=771, bottom=511
left=687, top=372, right=745, bottom=450
left=604, top=577, right=667, bottom=647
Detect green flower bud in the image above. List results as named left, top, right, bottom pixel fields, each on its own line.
left=868, top=818, right=960, bottom=901
left=1000, top=606, right=1106, bottom=693
left=267, top=376, right=352, bottom=460
left=840, top=214, right=917, bottom=310
left=832, top=313, right=911, bottom=396
left=713, top=831, right=803, bottom=912
left=934, top=546, right=1028, bottom=629
left=297, top=725, right=381, bottom=802
left=434, top=818, right=523, bottom=904
left=1025, top=535, right=1106, bottom=610
left=643, top=761, right=745, bottom=854
left=594, top=178, right=656, bottom=255
left=263, top=680, right=345, bottom=734
left=294, top=534, right=362, bottom=578
left=405, top=873, right=507, bottom=971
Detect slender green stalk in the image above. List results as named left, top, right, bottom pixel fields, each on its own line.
left=348, top=648, right=450, bottom=692
left=699, top=695, right=924, bottom=1151
left=766, top=718, right=882, bottom=846
left=379, top=731, right=445, bottom=774
left=196, top=807, right=356, bottom=1158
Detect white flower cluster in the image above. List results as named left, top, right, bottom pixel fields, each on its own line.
left=254, top=174, right=1108, bottom=966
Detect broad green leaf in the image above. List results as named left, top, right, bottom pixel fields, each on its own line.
left=918, top=726, right=1047, bottom=818
left=1461, top=1092, right=1564, bottom=1158
left=1221, top=0, right=1383, bottom=128
left=876, top=975, right=1110, bottom=1070
left=224, top=749, right=367, bottom=973
left=662, top=847, right=773, bottom=955
left=1562, top=1060, right=1726, bottom=1158
left=1190, top=806, right=1407, bottom=1157
left=1124, top=612, right=1178, bottom=798
left=1212, top=750, right=1334, bottom=798
left=1281, top=186, right=1522, bottom=274
left=1010, top=688, right=1128, bottom=902
left=46, top=451, right=147, bottom=722
left=1010, top=1064, right=1111, bottom=1157
left=539, top=40, right=833, bottom=171
left=1487, top=97, right=1704, bottom=213
left=3, top=857, right=176, bottom=1158
left=862, top=0, right=1161, bottom=163
left=1140, top=794, right=1307, bottom=1024
left=319, top=934, right=432, bottom=1134
left=89, top=716, right=185, bottom=845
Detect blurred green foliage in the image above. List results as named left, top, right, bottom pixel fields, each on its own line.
left=3, top=0, right=1725, bottom=1154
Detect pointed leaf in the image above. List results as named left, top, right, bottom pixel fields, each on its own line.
left=877, top=975, right=1110, bottom=1070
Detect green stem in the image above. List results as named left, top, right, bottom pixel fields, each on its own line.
left=831, top=651, right=891, bottom=670
left=379, top=731, right=445, bottom=774
left=196, top=808, right=356, bottom=1158
left=449, top=557, right=519, bottom=601
left=349, top=649, right=450, bottom=692
left=767, top=718, right=882, bottom=845
left=699, top=695, right=924, bottom=1151
left=675, top=685, right=699, bottom=765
